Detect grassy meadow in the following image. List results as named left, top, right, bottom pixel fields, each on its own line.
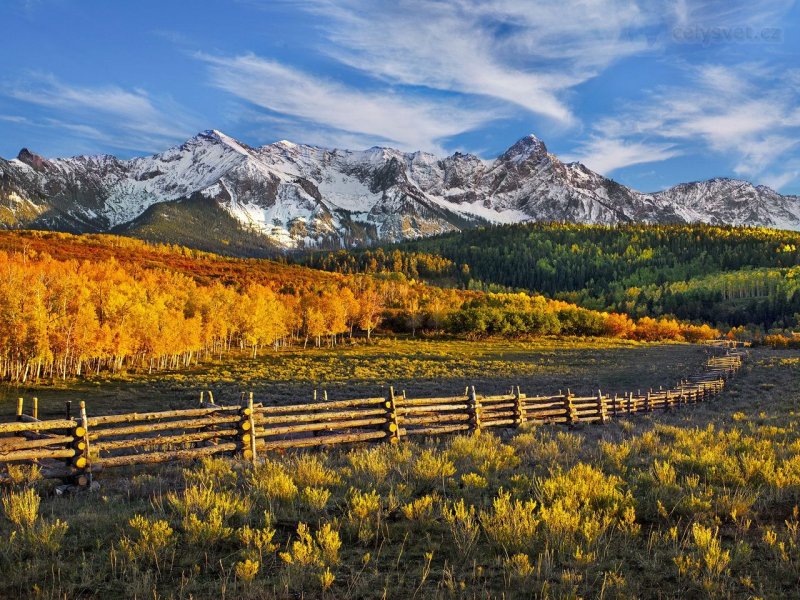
left=0, top=337, right=705, bottom=419
left=2, top=343, right=800, bottom=598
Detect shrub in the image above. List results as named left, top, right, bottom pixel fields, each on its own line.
left=412, top=448, right=456, bottom=489
left=249, top=460, right=298, bottom=504
left=503, top=553, right=535, bottom=584
left=674, top=523, right=731, bottom=592
left=347, top=489, right=383, bottom=544
left=300, top=486, right=332, bottom=512
left=442, top=498, right=480, bottom=558
left=292, top=454, right=340, bottom=488
left=2, top=488, right=68, bottom=556
left=461, top=472, right=488, bottom=489
left=119, top=514, right=174, bottom=568
left=2, top=488, right=39, bottom=529
left=280, top=522, right=341, bottom=594
left=448, top=433, right=519, bottom=475
left=536, top=463, right=634, bottom=551
left=235, top=559, right=259, bottom=584
left=167, top=485, right=250, bottom=522
left=347, top=442, right=412, bottom=488
left=480, top=490, right=540, bottom=554
left=401, top=493, right=439, bottom=524
left=237, top=511, right=278, bottom=563
left=184, top=457, right=238, bottom=489
left=182, top=509, right=233, bottom=546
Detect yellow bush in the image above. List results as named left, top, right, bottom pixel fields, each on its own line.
left=167, top=485, right=250, bottom=521
left=249, top=460, right=298, bottom=503
left=235, top=559, right=259, bottom=584
left=401, top=493, right=438, bottom=523
left=300, top=486, right=332, bottom=512
left=2, top=488, right=39, bottom=529
left=442, top=498, right=480, bottom=557
left=292, top=454, right=340, bottom=488
left=461, top=472, right=488, bottom=489
left=184, top=457, right=238, bottom=489
left=347, top=488, right=383, bottom=544
left=674, top=523, right=731, bottom=591
left=119, top=514, right=174, bottom=567
left=448, top=433, right=519, bottom=475
left=237, top=512, right=277, bottom=562
left=480, top=490, right=539, bottom=554
left=182, top=509, right=233, bottom=545
left=412, top=448, right=456, bottom=487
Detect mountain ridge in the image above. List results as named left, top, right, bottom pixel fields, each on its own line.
left=1, top=130, right=799, bottom=253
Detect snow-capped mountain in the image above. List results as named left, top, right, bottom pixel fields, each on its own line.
left=1, top=130, right=799, bottom=251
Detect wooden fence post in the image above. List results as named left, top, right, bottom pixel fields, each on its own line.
left=644, top=390, right=652, bottom=412
left=73, top=401, right=91, bottom=487
left=240, top=394, right=255, bottom=462
left=626, top=392, right=633, bottom=415
left=248, top=392, right=257, bottom=463
left=65, top=400, right=72, bottom=420
left=33, top=397, right=38, bottom=420
left=16, top=398, right=23, bottom=421
left=468, top=386, right=482, bottom=433
left=513, top=386, right=525, bottom=427
left=597, top=389, right=608, bottom=423
left=564, top=389, right=578, bottom=427
left=384, top=386, right=401, bottom=443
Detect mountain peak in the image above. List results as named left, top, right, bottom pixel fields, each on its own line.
left=498, top=134, right=548, bottom=163
left=16, top=148, right=48, bottom=170
left=2, top=130, right=799, bottom=251
left=194, top=129, right=250, bottom=155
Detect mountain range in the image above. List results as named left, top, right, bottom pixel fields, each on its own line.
left=1, top=129, right=799, bottom=254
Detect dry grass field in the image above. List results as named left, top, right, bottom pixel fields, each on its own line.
left=1, top=338, right=704, bottom=419
left=2, top=343, right=799, bottom=599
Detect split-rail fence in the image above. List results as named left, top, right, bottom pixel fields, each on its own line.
left=0, top=346, right=745, bottom=486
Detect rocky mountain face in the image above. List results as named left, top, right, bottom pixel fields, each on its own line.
left=1, top=130, right=799, bottom=252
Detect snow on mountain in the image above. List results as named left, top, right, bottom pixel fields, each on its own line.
left=1, top=130, right=799, bottom=250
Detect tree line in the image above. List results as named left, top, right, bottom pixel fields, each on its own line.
left=0, top=232, right=720, bottom=383
left=296, top=222, right=800, bottom=332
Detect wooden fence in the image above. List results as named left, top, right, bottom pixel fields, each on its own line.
left=0, top=348, right=745, bottom=486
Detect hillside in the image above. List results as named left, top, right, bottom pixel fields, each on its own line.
left=295, top=222, right=800, bottom=331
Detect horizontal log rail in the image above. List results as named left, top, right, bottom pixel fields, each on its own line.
left=87, top=406, right=238, bottom=427
left=258, top=417, right=387, bottom=437
left=0, top=346, right=747, bottom=485
left=0, top=419, right=77, bottom=434
left=257, top=396, right=385, bottom=414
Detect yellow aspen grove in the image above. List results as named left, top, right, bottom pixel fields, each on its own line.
left=0, top=234, right=722, bottom=383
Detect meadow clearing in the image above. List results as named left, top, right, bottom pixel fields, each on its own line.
left=2, top=340, right=799, bottom=598
left=1, top=337, right=705, bottom=419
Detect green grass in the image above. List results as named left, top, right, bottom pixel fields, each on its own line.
left=0, top=337, right=704, bottom=419
left=1, top=346, right=799, bottom=598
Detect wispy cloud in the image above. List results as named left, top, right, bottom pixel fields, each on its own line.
left=199, top=0, right=670, bottom=153
left=2, top=73, right=199, bottom=154
left=285, top=0, right=657, bottom=125
left=199, top=52, right=498, bottom=153
left=568, top=62, right=800, bottom=189
left=563, top=137, right=681, bottom=174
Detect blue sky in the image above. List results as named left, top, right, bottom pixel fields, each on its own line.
left=1, top=0, right=799, bottom=194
